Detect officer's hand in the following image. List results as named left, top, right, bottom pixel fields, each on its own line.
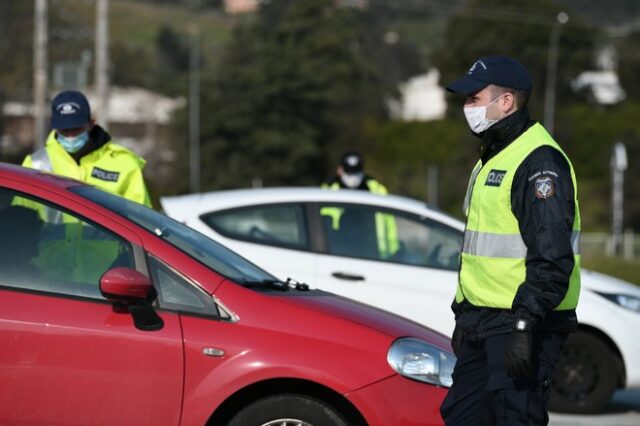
left=451, top=325, right=463, bottom=356
left=505, top=323, right=533, bottom=379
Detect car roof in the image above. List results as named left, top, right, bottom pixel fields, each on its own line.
left=0, top=162, right=82, bottom=191
left=161, top=187, right=465, bottom=231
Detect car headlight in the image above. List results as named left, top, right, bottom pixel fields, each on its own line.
left=387, top=337, right=456, bottom=388
left=597, top=292, right=640, bottom=313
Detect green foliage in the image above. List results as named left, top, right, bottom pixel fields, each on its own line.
left=583, top=256, right=640, bottom=287
left=0, top=1, right=35, bottom=101
left=1, top=0, right=639, bottom=237
left=192, top=0, right=390, bottom=189
left=434, top=0, right=597, bottom=117
left=363, top=118, right=474, bottom=218
left=121, top=0, right=223, bottom=10
left=617, top=30, right=640, bottom=102
left=556, top=102, right=640, bottom=231
left=110, top=0, right=230, bottom=96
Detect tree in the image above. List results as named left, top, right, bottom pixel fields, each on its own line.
left=191, top=0, right=390, bottom=190
left=617, top=30, right=640, bottom=102
left=433, top=0, right=597, bottom=119
left=0, top=1, right=34, bottom=102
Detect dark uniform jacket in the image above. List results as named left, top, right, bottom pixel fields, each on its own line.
left=453, top=108, right=578, bottom=340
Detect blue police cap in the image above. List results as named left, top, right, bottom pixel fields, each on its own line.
left=446, top=55, right=532, bottom=95
left=51, top=90, right=91, bottom=130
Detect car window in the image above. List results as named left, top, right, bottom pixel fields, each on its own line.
left=0, top=188, right=134, bottom=299
left=201, top=204, right=309, bottom=249
left=71, top=185, right=276, bottom=284
left=319, top=203, right=462, bottom=270
left=147, top=254, right=219, bottom=317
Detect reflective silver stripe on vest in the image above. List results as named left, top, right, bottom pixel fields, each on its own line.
left=463, top=164, right=482, bottom=215
left=30, top=147, right=64, bottom=223
left=30, top=147, right=53, bottom=172
left=463, top=230, right=581, bottom=258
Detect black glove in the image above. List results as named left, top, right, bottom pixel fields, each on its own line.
left=505, top=318, right=533, bottom=379
left=451, top=326, right=463, bottom=356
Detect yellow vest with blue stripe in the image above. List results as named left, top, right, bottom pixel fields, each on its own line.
left=457, top=123, right=580, bottom=310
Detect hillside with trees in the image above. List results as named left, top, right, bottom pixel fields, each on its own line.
left=1, top=0, right=639, bottom=237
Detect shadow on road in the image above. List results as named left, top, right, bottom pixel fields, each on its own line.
left=550, top=389, right=640, bottom=426
left=604, top=389, right=640, bottom=413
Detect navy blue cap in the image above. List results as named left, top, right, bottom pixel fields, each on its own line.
left=51, top=90, right=91, bottom=130
left=446, top=55, right=532, bottom=95
left=341, top=151, right=364, bottom=174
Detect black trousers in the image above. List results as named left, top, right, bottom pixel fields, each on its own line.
left=440, top=332, right=568, bottom=426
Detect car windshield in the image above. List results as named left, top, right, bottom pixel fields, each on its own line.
left=71, top=186, right=275, bottom=284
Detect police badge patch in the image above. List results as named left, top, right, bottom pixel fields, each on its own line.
left=534, top=176, right=555, bottom=199
left=91, top=167, right=120, bottom=182
left=485, top=169, right=507, bottom=187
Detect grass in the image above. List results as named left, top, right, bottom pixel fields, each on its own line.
left=582, top=256, right=640, bottom=286
left=111, top=0, right=234, bottom=58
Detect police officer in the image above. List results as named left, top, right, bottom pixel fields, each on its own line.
left=322, top=151, right=388, bottom=194
left=322, top=151, right=398, bottom=258
left=22, top=90, right=151, bottom=207
left=19, top=90, right=151, bottom=284
left=440, top=56, right=580, bottom=425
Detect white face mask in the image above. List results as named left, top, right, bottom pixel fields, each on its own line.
left=463, top=94, right=504, bottom=134
left=341, top=172, right=364, bottom=188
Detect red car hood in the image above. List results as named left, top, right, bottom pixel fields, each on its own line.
left=275, top=289, right=451, bottom=351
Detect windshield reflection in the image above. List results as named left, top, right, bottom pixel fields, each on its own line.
left=71, top=186, right=275, bottom=284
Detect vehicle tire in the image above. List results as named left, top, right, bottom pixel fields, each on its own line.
left=227, top=394, right=350, bottom=426
left=549, top=331, right=619, bottom=414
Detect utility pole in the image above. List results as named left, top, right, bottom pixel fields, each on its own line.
left=33, top=0, right=48, bottom=148
left=610, top=142, right=627, bottom=256
left=543, top=11, right=569, bottom=135
left=95, top=0, right=110, bottom=127
left=427, top=165, right=438, bottom=207
left=189, top=22, right=201, bottom=193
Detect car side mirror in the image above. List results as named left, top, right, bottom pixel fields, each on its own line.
left=100, top=267, right=153, bottom=303
left=100, top=267, right=163, bottom=332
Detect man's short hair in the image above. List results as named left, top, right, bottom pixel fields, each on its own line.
left=490, top=85, right=530, bottom=110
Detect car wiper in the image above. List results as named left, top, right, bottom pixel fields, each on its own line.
left=240, top=278, right=310, bottom=292
left=284, top=277, right=310, bottom=291
left=240, top=279, right=290, bottom=291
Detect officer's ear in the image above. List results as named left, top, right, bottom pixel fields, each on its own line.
left=500, top=92, right=517, bottom=114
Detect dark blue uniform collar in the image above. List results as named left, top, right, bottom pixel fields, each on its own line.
left=476, top=108, right=535, bottom=164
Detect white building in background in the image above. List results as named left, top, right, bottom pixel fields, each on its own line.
left=571, top=44, right=626, bottom=105
left=391, top=69, right=447, bottom=122
left=1, top=86, right=184, bottom=160
left=572, top=70, right=626, bottom=105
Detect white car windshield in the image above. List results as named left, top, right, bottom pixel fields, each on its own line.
left=71, top=186, right=276, bottom=284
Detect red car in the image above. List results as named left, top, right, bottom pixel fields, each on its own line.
left=0, top=163, right=453, bottom=425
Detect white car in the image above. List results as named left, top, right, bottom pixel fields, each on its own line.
left=162, top=187, right=640, bottom=414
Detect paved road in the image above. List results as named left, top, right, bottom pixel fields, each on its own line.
left=549, top=389, right=640, bottom=425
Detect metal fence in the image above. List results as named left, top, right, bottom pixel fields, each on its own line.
left=581, top=230, right=637, bottom=260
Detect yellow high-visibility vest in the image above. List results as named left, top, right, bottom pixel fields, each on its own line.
left=17, top=131, right=148, bottom=284
left=457, top=123, right=580, bottom=310
left=22, top=130, right=151, bottom=207
left=320, top=179, right=399, bottom=259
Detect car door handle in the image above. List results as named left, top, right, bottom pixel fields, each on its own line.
left=331, top=272, right=365, bottom=282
